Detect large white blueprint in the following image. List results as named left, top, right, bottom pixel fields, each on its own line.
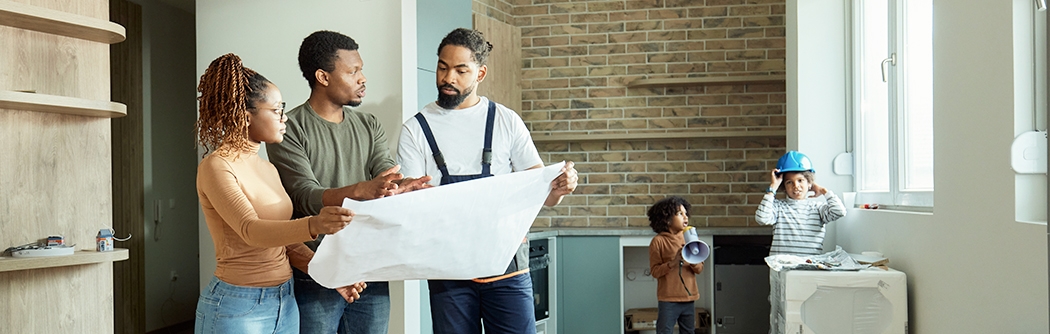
left=308, top=162, right=565, bottom=288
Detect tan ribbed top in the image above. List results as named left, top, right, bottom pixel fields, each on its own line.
left=197, top=144, right=315, bottom=287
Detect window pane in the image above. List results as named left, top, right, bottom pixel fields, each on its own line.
left=857, top=0, right=891, bottom=192
left=901, top=0, right=933, bottom=191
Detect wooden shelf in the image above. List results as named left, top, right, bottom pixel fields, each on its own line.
left=0, top=0, right=126, bottom=44
left=627, top=75, right=786, bottom=88
left=531, top=130, right=785, bottom=142
left=0, top=248, right=128, bottom=273
left=0, top=90, right=127, bottom=118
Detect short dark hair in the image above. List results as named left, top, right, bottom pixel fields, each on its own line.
left=778, top=171, right=815, bottom=192
left=438, top=28, right=492, bottom=66
left=647, top=196, right=691, bottom=233
left=298, top=30, right=359, bottom=88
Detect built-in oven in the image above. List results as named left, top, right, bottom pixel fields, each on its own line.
left=529, top=238, right=550, bottom=323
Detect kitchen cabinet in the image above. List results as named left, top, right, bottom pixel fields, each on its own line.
left=556, top=236, right=621, bottom=334
left=621, top=234, right=714, bottom=333
left=535, top=228, right=770, bottom=334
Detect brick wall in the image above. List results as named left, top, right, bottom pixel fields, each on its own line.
left=475, top=0, right=516, bottom=25
left=474, top=0, right=787, bottom=228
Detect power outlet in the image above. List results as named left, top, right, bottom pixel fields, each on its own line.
left=170, top=270, right=178, bottom=282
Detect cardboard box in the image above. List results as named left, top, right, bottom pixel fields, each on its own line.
left=624, top=308, right=659, bottom=330
left=625, top=307, right=711, bottom=333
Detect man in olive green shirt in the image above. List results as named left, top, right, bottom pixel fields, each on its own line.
left=267, top=30, right=429, bottom=334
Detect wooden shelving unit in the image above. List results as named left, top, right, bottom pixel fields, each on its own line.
left=0, top=90, right=127, bottom=118
left=531, top=130, right=785, bottom=142
left=0, top=0, right=126, bottom=44
left=626, top=75, right=786, bottom=88
left=0, top=248, right=128, bottom=273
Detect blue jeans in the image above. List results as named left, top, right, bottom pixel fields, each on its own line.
left=293, top=268, right=390, bottom=334
left=657, top=301, right=695, bottom=334
left=428, top=272, right=536, bottom=334
left=194, top=276, right=298, bottom=334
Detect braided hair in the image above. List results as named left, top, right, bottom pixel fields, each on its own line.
left=195, top=53, right=271, bottom=157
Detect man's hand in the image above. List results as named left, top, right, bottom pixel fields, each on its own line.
left=353, top=165, right=403, bottom=200
left=392, top=175, right=433, bottom=195
left=545, top=161, right=578, bottom=206
left=336, top=281, right=368, bottom=303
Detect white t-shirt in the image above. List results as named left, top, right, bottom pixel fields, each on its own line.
left=398, top=96, right=543, bottom=186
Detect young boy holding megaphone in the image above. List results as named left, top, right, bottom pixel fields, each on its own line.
left=756, top=151, right=847, bottom=256
left=647, top=196, right=707, bottom=334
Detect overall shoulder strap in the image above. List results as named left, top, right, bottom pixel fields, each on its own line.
left=413, top=112, right=450, bottom=178
left=481, top=101, right=496, bottom=176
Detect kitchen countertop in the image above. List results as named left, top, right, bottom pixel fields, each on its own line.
left=527, top=227, right=772, bottom=240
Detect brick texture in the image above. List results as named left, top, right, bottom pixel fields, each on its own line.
left=474, top=0, right=787, bottom=229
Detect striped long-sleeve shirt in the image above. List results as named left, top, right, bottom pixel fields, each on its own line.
left=755, top=191, right=847, bottom=256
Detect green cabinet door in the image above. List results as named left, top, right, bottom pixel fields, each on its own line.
left=557, top=236, right=621, bottom=334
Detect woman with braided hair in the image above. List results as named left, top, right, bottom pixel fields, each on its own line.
left=193, top=53, right=359, bottom=333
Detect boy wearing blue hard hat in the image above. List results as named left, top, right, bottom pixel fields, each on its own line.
left=755, top=151, right=847, bottom=256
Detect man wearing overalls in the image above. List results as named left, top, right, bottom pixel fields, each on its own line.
left=397, top=28, right=579, bottom=334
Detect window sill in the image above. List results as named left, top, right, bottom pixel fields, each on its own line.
left=849, top=206, right=933, bottom=216
left=1015, top=220, right=1047, bottom=226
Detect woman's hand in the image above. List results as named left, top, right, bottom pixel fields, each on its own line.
left=308, top=206, right=354, bottom=236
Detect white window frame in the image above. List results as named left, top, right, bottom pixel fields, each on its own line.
left=851, top=0, right=935, bottom=210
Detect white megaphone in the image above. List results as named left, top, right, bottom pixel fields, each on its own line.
left=681, top=227, right=710, bottom=264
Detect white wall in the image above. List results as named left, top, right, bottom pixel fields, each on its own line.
left=792, top=1, right=1049, bottom=332
left=195, top=0, right=419, bottom=332
left=787, top=0, right=853, bottom=251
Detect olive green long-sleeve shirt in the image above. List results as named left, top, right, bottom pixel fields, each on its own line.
left=266, top=102, right=396, bottom=250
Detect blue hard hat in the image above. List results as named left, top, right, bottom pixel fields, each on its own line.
left=776, top=151, right=814, bottom=175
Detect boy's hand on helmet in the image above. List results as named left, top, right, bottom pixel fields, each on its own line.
left=810, top=183, right=827, bottom=197
left=769, top=169, right=783, bottom=190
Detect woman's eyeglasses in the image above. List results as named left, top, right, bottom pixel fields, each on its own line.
left=250, top=102, right=286, bottom=118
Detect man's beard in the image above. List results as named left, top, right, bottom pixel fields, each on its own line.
left=346, top=99, right=362, bottom=107
left=436, top=84, right=473, bottom=109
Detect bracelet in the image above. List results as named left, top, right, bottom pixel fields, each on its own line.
left=765, top=186, right=775, bottom=193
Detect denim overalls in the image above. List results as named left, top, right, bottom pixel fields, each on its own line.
left=417, top=101, right=537, bottom=334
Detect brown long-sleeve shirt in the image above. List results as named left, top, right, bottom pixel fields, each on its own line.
left=649, top=231, right=704, bottom=302
left=197, top=145, right=316, bottom=287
